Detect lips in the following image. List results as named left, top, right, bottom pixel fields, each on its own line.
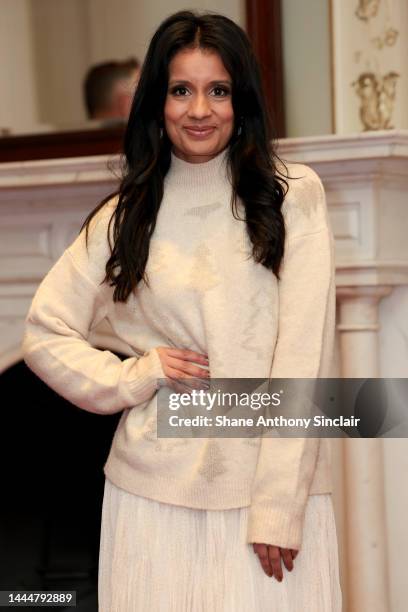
left=184, top=126, right=216, bottom=138
left=184, top=126, right=216, bottom=132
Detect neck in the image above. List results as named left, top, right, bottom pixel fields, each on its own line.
left=166, top=146, right=230, bottom=203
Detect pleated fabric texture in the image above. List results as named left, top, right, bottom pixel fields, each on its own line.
left=98, top=478, right=342, bottom=612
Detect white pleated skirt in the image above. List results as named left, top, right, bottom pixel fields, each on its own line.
left=98, top=478, right=342, bottom=611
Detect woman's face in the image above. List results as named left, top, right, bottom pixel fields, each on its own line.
left=164, top=47, right=234, bottom=163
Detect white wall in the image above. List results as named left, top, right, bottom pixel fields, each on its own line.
left=281, top=0, right=333, bottom=137
left=86, top=0, right=245, bottom=64
left=30, top=0, right=90, bottom=125
left=0, top=0, right=39, bottom=133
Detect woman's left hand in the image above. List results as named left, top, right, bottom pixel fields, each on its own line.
left=252, top=543, right=298, bottom=581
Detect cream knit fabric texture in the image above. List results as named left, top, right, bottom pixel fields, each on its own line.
left=22, top=146, right=336, bottom=551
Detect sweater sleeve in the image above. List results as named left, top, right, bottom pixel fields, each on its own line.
left=246, top=169, right=336, bottom=550
left=21, top=201, right=165, bottom=415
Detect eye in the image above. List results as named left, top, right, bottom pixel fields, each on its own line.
left=169, top=86, right=190, bottom=96
left=211, top=86, right=230, bottom=97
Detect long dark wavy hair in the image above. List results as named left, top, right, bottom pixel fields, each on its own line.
left=80, top=10, right=289, bottom=303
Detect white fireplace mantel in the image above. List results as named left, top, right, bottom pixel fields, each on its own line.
left=277, top=129, right=408, bottom=288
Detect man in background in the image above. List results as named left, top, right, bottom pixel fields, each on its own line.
left=83, top=58, right=141, bottom=122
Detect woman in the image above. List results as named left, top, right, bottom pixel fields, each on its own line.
left=22, top=10, right=342, bottom=611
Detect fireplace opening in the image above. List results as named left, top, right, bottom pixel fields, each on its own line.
left=0, top=357, right=122, bottom=610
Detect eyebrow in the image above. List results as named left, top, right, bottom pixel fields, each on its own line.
left=168, top=79, right=232, bottom=86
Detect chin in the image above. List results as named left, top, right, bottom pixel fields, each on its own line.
left=185, top=141, right=223, bottom=155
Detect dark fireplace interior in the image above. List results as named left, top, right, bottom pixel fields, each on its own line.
left=0, top=358, right=122, bottom=611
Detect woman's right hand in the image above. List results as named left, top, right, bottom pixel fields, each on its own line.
left=155, top=347, right=210, bottom=393
left=253, top=543, right=299, bottom=581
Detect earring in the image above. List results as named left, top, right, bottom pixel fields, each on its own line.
left=237, top=117, right=244, bottom=136
left=158, top=117, right=164, bottom=139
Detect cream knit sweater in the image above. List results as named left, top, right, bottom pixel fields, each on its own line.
left=22, top=147, right=336, bottom=551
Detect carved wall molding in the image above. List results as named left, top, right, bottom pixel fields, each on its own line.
left=331, top=0, right=405, bottom=134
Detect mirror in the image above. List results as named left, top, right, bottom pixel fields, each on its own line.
left=1, top=0, right=245, bottom=137
left=1, top=0, right=334, bottom=161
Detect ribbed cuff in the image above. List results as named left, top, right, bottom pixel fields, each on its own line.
left=143, top=346, right=166, bottom=382
left=126, top=347, right=166, bottom=403
left=246, top=499, right=305, bottom=550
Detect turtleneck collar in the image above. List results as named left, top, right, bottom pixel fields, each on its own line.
left=165, top=146, right=231, bottom=203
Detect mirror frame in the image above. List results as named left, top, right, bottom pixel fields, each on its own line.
left=0, top=0, right=284, bottom=163
left=0, top=125, right=125, bottom=163
left=246, top=0, right=285, bottom=139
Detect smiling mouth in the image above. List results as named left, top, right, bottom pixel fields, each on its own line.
left=184, top=125, right=216, bottom=129
left=184, top=126, right=216, bottom=137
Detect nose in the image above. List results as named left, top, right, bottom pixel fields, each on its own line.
left=187, top=93, right=211, bottom=119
